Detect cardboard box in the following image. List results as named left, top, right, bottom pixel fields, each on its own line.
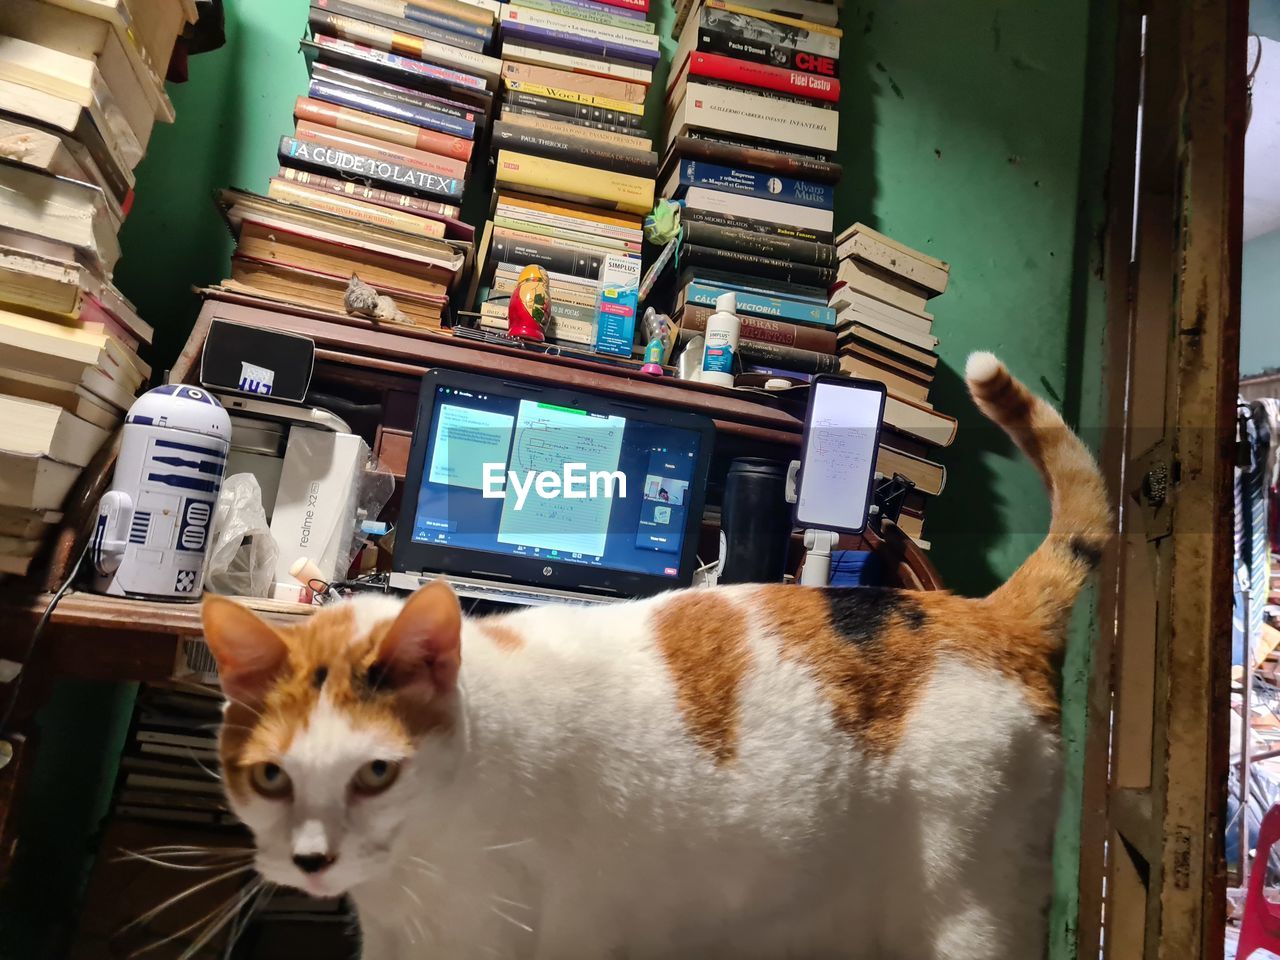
left=269, top=427, right=369, bottom=588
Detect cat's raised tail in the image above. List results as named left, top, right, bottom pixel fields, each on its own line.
left=964, top=352, right=1112, bottom=632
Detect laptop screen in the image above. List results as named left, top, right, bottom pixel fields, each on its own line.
left=408, top=381, right=704, bottom=581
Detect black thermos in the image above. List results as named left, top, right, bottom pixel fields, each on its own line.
left=718, top=457, right=791, bottom=584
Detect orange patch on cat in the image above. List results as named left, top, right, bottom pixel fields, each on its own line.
left=760, top=584, right=1062, bottom=756
left=480, top=620, right=524, bottom=651
left=219, top=604, right=452, bottom=797
left=654, top=590, right=751, bottom=765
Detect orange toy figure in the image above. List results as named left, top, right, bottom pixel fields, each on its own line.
left=508, top=264, right=550, bottom=342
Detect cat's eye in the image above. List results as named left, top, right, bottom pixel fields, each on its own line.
left=352, top=759, right=401, bottom=796
left=248, top=761, right=292, bottom=799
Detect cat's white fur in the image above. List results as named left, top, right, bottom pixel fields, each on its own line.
left=231, top=586, right=1061, bottom=960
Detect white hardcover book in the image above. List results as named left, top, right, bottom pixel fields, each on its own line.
left=0, top=395, right=109, bottom=467
left=319, top=11, right=502, bottom=83
left=501, top=42, right=653, bottom=85
left=683, top=186, right=833, bottom=232
left=0, top=451, right=80, bottom=512
left=0, top=158, right=121, bottom=275
left=0, top=35, right=144, bottom=168
left=836, top=223, right=950, bottom=296
left=667, top=81, right=838, bottom=153
left=500, top=5, right=660, bottom=54
left=838, top=312, right=938, bottom=352
left=495, top=199, right=643, bottom=244
left=836, top=259, right=930, bottom=314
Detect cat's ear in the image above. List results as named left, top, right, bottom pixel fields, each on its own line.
left=202, top=595, right=289, bottom=703
left=375, top=579, right=462, bottom=695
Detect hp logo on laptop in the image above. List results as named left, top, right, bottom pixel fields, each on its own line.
left=543, top=566, right=553, bottom=577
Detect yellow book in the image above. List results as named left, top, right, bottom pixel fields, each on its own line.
left=266, top=179, right=447, bottom=240
left=0, top=307, right=148, bottom=389
left=703, top=0, right=843, bottom=36
left=495, top=150, right=654, bottom=216
left=502, top=78, right=644, bottom=116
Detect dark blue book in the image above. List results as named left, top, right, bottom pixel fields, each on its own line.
left=665, top=160, right=834, bottom=211
left=309, top=78, right=477, bottom=139
left=499, top=18, right=659, bottom=66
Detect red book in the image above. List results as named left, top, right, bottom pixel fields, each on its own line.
left=591, top=0, right=648, bottom=11
left=686, top=50, right=840, bottom=103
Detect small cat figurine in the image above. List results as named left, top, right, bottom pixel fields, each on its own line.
left=202, top=353, right=1110, bottom=959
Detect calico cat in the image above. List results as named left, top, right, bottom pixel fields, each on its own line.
left=201, top=353, right=1110, bottom=959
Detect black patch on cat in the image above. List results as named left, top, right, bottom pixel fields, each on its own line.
left=312, top=666, right=328, bottom=689
left=1068, top=536, right=1104, bottom=569
left=358, top=661, right=392, bottom=697
left=820, top=587, right=924, bottom=643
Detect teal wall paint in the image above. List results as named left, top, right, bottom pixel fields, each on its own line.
left=836, top=4, right=1113, bottom=958
left=1241, top=228, right=1280, bottom=377
left=97, top=2, right=1114, bottom=957
left=115, top=0, right=312, bottom=375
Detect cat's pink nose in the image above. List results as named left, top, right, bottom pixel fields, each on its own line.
left=293, top=853, right=335, bottom=874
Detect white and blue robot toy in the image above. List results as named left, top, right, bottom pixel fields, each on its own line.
left=92, top=385, right=232, bottom=600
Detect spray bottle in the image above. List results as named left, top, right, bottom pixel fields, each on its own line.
left=700, top=291, right=740, bottom=387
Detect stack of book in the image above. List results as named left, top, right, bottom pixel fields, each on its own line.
left=830, top=223, right=956, bottom=547
left=470, top=0, right=659, bottom=355
left=0, top=0, right=193, bottom=578
left=211, top=0, right=499, bottom=324
left=660, top=0, right=844, bottom=378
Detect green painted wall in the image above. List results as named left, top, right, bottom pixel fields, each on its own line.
left=1241, top=228, right=1280, bottom=377
left=34, top=0, right=1110, bottom=955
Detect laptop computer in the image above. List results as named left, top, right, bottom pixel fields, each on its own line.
left=390, top=369, right=716, bottom=606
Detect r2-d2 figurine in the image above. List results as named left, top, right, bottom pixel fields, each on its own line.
left=92, top=385, right=232, bottom=601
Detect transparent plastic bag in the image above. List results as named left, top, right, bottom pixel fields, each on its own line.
left=204, top=473, right=279, bottom=597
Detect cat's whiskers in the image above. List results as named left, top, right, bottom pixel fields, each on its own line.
left=176, top=876, right=265, bottom=960
left=490, top=894, right=532, bottom=912
left=126, top=875, right=260, bottom=958
left=115, top=849, right=251, bottom=872
left=122, top=863, right=256, bottom=932
left=167, top=678, right=264, bottom=720
left=490, top=903, right=535, bottom=935
left=483, top=838, right=534, bottom=852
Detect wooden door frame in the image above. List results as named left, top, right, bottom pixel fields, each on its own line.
left=1076, top=0, right=1247, bottom=957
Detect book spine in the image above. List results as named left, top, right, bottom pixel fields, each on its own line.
left=266, top=178, right=448, bottom=238
left=496, top=197, right=641, bottom=241
left=679, top=203, right=831, bottom=244
left=311, top=13, right=501, bottom=79
left=692, top=265, right=826, bottom=302
left=279, top=167, right=461, bottom=217
left=686, top=50, right=839, bottom=103
left=504, top=1, right=659, bottom=45
left=672, top=160, right=833, bottom=210
left=499, top=109, right=651, bottom=149
left=684, top=281, right=835, bottom=325
left=679, top=305, right=837, bottom=352
left=500, top=42, right=653, bottom=84
left=676, top=82, right=838, bottom=153
left=681, top=219, right=833, bottom=265
left=503, top=61, right=646, bottom=103
left=313, top=0, right=488, bottom=48
left=589, top=0, right=649, bottom=12
left=672, top=133, right=840, bottom=183
left=680, top=243, right=835, bottom=287
left=313, top=63, right=479, bottom=120
left=501, top=103, right=643, bottom=137
left=503, top=86, right=643, bottom=126
left=279, top=136, right=464, bottom=200
left=695, top=24, right=839, bottom=74
left=401, top=0, right=495, bottom=31
left=491, top=121, right=655, bottom=177
left=493, top=215, right=639, bottom=252
left=505, top=78, right=643, bottom=115
left=295, top=97, right=474, bottom=162
left=491, top=228, right=606, bottom=278
left=734, top=338, right=838, bottom=374
left=292, top=120, right=468, bottom=179
left=508, top=0, right=653, bottom=29
left=311, top=35, right=491, bottom=96
left=309, top=77, right=477, bottom=139
left=495, top=150, right=653, bottom=215
left=499, top=16, right=660, bottom=65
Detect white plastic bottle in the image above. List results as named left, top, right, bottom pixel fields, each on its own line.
left=700, top=291, right=740, bottom=387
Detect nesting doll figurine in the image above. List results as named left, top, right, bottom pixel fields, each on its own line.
left=508, top=264, right=550, bottom=342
